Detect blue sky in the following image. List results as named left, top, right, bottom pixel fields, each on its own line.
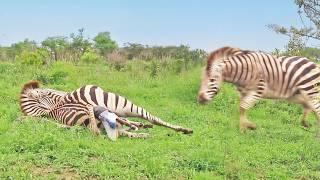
left=0, top=0, right=304, bottom=52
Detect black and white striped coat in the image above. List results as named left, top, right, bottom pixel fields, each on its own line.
left=20, top=81, right=193, bottom=136
left=198, top=46, right=320, bottom=135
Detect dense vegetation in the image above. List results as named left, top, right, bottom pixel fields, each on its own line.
left=0, top=28, right=206, bottom=70
left=0, top=60, right=319, bottom=179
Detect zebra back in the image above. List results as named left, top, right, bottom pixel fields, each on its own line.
left=63, top=85, right=182, bottom=130
left=205, top=46, right=249, bottom=74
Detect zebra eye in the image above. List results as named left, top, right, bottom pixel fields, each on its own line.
left=210, top=79, right=215, bottom=82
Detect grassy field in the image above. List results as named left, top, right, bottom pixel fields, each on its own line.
left=0, top=61, right=319, bottom=179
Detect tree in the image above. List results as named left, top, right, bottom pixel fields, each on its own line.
left=41, top=36, right=68, bottom=61
left=69, top=28, right=91, bottom=61
left=10, top=39, right=37, bottom=60
left=268, top=0, right=320, bottom=53
left=93, top=31, right=118, bottom=56
left=122, top=43, right=144, bottom=60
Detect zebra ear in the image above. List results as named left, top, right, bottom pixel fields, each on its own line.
left=22, top=80, right=40, bottom=91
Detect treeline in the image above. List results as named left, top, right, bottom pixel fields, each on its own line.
left=0, top=29, right=207, bottom=69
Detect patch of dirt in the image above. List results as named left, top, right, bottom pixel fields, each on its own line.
left=31, top=165, right=81, bottom=179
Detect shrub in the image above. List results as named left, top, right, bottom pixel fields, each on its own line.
left=173, top=59, right=184, bottom=74
left=80, top=51, right=101, bottom=64
left=150, top=60, right=160, bottom=78
left=107, top=51, right=127, bottom=71
left=15, top=49, right=48, bottom=65
left=34, top=71, right=68, bottom=85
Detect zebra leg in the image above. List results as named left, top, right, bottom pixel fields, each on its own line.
left=119, top=129, right=149, bottom=138
left=239, top=91, right=262, bottom=132
left=298, top=88, right=320, bottom=138
left=239, top=107, right=257, bottom=132
left=308, top=102, right=320, bottom=138
left=117, top=117, right=153, bottom=130
left=87, top=105, right=101, bottom=135
left=307, top=100, right=320, bottom=138
left=300, top=107, right=312, bottom=128
left=116, top=117, right=140, bottom=131
left=147, top=119, right=193, bottom=134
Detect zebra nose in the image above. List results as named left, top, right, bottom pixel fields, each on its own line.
left=197, top=93, right=208, bottom=104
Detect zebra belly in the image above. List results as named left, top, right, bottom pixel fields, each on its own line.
left=263, top=89, right=284, bottom=99
left=263, top=84, right=300, bottom=100
left=286, top=93, right=307, bottom=105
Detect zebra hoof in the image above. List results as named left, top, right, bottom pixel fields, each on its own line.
left=128, top=133, right=149, bottom=139
left=240, top=121, right=256, bottom=132
left=142, top=124, right=153, bottom=129
left=301, top=121, right=311, bottom=128
left=181, top=128, right=193, bottom=134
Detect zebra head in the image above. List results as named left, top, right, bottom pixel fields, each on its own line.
left=19, top=80, right=62, bottom=116
left=198, top=60, right=224, bottom=104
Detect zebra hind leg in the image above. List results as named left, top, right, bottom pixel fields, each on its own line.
left=310, top=107, right=320, bottom=139
left=299, top=89, right=320, bottom=138
left=300, top=107, right=312, bottom=128
left=310, top=102, right=320, bottom=138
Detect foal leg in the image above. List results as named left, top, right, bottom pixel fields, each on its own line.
left=119, top=129, right=149, bottom=138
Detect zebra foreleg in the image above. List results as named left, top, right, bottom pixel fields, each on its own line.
left=117, top=117, right=153, bottom=130
left=116, top=117, right=140, bottom=131
left=239, top=107, right=257, bottom=133
left=119, top=129, right=149, bottom=138
left=239, top=91, right=261, bottom=133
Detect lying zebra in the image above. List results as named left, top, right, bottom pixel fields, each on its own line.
left=20, top=80, right=193, bottom=140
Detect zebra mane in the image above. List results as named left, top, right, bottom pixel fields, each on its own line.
left=21, top=80, right=40, bottom=93
left=20, top=80, right=39, bottom=94
left=206, top=46, right=249, bottom=73
left=19, top=80, right=41, bottom=115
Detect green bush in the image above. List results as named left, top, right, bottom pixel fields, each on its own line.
left=80, top=51, right=101, bottom=64
left=150, top=60, right=160, bottom=78
left=34, top=70, right=68, bottom=85
left=173, top=59, right=184, bottom=74
left=15, top=49, right=48, bottom=65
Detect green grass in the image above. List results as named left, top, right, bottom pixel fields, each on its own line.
left=0, top=61, right=319, bottom=179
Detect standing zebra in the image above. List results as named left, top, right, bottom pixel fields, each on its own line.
left=20, top=81, right=193, bottom=139
left=197, top=46, right=320, bottom=136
